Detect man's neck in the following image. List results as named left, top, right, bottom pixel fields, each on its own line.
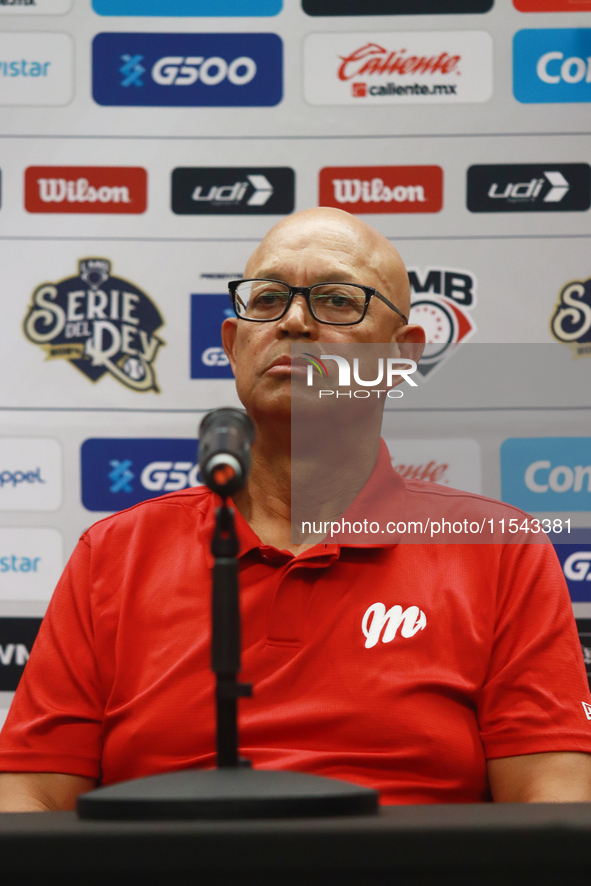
left=231, top=412, right=382, bottom=555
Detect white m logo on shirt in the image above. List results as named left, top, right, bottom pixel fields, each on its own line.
left=362, top=602, right=427, bottom=649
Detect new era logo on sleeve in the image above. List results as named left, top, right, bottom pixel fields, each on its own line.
left=92, top=32, right=282, bottom=107
left=583, top=702, right=591, bottom=720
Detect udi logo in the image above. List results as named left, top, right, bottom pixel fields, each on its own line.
left=81, top=438, right=201, bottom=512
left=92, top=32, right=282, bottom=107
left=304, top=31, right=493, bottom=106
left=500, top=437, right=591, bottom=512
left=319, top=166, right=442, bottom=214
left=0, top=32, right=72, bottom=106
left=514, top=1, right=591, bottom=10
left=190, top=294, right=234, bottom=380
left=467, top=164, right=591, bottom=213
left=25, top=167, right=147, bottom=214
left=514, top=29, right=591, bottom=103
left=304, top=0, right=493, bottom=13
left=172, top=167, right=294, bottom=215
left=92, top=0, right=282, bottom=13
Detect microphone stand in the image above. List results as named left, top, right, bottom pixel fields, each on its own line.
left=78, top=410, right=378, bottom=821
left=211, top=499, right=252, bottom=769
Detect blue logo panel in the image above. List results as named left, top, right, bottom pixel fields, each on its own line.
left=191, top=294, right=235, bottom=380
left=514, top=29, right=591, bottom=103
left=501, top=437, right=591, bottom=512
left=551, top=529, right=591, bottom=603
left=92, top=33, right=282, bottom=107
left=93, top=0, right=282, bottom=13
left=81, top=438, right=200, bottom=512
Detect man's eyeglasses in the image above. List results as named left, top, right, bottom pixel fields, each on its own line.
left=228, top=279, right=408, bottom=327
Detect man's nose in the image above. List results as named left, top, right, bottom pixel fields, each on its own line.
left=278, top=294, right=316, bottom=336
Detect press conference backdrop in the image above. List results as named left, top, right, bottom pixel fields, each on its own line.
left=0, top=0, right=591, bottom=716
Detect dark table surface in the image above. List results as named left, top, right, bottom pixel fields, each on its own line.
left=2, top=803, right=591, bottom=886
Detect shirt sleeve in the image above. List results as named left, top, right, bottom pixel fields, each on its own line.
left=0, top=535, right=104, bottom=779
left=478, top=541, right=591, bottom=759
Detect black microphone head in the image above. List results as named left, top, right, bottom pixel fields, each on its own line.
left=199, top=408, right=255, bottom=498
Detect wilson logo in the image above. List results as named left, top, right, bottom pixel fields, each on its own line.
left=25, top=166, right=147, bottom=214
left=319, top=165, right=442, bottom=215
left=362, top=602, right=427, bottom=648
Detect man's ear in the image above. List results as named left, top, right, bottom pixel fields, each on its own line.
left=221, top=317, right=239, bottom=376
left=392, top=323, right=426, bottom=365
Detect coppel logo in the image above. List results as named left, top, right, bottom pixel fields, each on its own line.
left=190, top=294, right=234, bottom=380
left=501, top=437, right=591, bottom=512
left=81, top=438, right=201, bottom=512
left=552, top=531, right=591, bottom=602
left=514, top=29, right=591, bottom=103
left=92, top=32, right=282, bottom=107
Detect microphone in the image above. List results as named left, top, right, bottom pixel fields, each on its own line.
left=199, top=408, right=255, bottom=498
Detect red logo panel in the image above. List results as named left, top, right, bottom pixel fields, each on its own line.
left=514, top=0, right=591, bottom=10
left=319, top=165, right=443, bottom=214
left=25, top=167, right=147, bottom=214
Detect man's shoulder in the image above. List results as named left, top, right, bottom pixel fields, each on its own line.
left=403, top=477, right=531, bottom=519
left=82, top=485, right=214, bottom=542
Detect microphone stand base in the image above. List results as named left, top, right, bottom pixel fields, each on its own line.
left=77, top=768, right=379, bottom=821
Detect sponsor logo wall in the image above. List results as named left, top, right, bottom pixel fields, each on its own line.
left=0, top=0, right=589, bottom=717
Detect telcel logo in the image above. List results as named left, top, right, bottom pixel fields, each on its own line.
left=82, top=438, right=201, bottom=511
left=501, top=437, right=591, bottom=512
left=93, top=33, right=282, bottom=107
left=514, top=29, right=591, bottom=103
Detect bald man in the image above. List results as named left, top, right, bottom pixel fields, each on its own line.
left=1, top=209, right=591, bottom=811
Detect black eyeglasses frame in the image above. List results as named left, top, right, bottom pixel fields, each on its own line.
left=227, top=278, right=409, bottom=327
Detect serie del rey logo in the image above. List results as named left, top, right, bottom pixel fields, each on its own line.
left=23, top=259, right=165, bottom=392
left=551, top=277, right=591, bottom=357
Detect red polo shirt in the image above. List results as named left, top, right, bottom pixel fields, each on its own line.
left=1, top=447, right=590, bottom=804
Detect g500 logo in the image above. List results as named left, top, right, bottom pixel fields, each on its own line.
left=550, top=276, right=591, bottom=357
left=23, top=259, right=165, bottom=392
